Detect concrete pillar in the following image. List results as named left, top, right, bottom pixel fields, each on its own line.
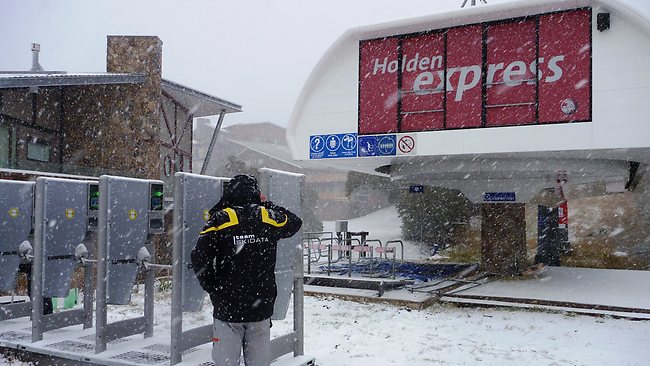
left=480, top=203, right=527, bottom=275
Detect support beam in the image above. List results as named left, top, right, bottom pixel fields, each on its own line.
left=200, top=110, right=226, bottom=175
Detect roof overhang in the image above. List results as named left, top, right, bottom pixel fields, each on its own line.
left=0, top=72, right=146, bottom=89
left=162, top=79, right=242, bottom=117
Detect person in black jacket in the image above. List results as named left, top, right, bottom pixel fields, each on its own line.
left=191, top=174, right=302, bottom=366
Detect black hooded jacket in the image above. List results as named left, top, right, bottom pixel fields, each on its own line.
left=191, top=199, right=302, bottom=322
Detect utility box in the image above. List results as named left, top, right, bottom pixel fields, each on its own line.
left=335, top=220, right=348, bottom=233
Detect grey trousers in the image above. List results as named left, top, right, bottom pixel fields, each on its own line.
left=212, top=318, right=271, bottom=366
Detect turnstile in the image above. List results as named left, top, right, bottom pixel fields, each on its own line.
left=0, top=180, right=34, bottom=321
left=0, top=172, right=312, bottom=366
left=31, top=177, right=97, bottom=341
left=95, top=175, right=165, bottom=353
left=170, top=169, right=306, bottom=364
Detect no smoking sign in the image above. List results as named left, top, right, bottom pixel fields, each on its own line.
left=397, top=135, right=416, bottom=155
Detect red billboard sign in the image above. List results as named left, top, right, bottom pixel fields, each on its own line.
left=358, top=8, right=592, bottom=135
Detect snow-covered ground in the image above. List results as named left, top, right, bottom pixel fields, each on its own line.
left=3, top=291, right=649, bottom=366
left=2, top=206, right=649, bottom=365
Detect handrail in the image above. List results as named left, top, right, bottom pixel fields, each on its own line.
left=303, top=237, right=323, bottom=274
left=364, top=239, right=383, bottom=257
left=385, top=240, right=405, bottom=261
left=332, top=238, right=361, bottom=278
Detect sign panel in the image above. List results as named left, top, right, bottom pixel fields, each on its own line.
left=483, top=192, right=517, bottom=202
left=485, top=20, right=537, bottom=127
left=410, top=185, right=425, bottom=193
left=358, top=8, right=591, bottom=134
left=397, top=134, right=417, bottom=155
left=258, top=168, right=303, bottom=320
left=0, top=180, right=34, bottom=292
left=101, top=176, right=152, bottom=305
left=174, top=173, right=228, bottom=312
left=358, top=134, right=397, bottom=157
left=309, top=133, right=358, bottom=159
left=558, top=200, right=569, bottom=228
left=36, top=178, right=89, bottom=298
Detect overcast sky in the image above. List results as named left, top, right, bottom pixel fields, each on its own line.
left=2, top=0, right=649, bottom=127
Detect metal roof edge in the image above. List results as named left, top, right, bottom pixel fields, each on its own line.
left=0, top=73, right=147, bottom=89
left=224, top=137, right=305, bottom=170
left=161, top=79, right=242, bottom=113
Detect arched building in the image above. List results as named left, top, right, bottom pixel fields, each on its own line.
left=287, top=0, right=650, bottom=273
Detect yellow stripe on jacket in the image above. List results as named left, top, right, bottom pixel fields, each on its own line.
left=200, top=208, right=239, bottom=234
left=260, top=207, right=287, bottom=227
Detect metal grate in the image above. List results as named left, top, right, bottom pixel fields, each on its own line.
left=78, top=334, right=95, bottom=342
left=143, top=344, right=169, bottom=354
left=0, top=331, right=31, bottom=341
left=111, top=351, right=170, bottom=365
left=142, top=344, right=199, bottom=356
left=109, top=337, right=131, bottom=345
left=46, top=328, right=72, bottom=334
left=198, top=363, right=214, bottom=366
left=77, top=334, right=131, bottom=345
left=47, top=340, right=94, bottom=353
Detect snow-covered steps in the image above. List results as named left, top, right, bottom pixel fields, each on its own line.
left=441, top=266, right=650, bottom=319
left=304, top=284, right=437, bottom=310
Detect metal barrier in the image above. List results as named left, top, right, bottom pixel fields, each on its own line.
left=329, top=238, right=362, bottom=278
left=385, top=240, right=405, bottom=261
left=170, top=169, right=308, bottom=364
left=170, top=172, right=228, bottom=365
left=0, top=172, right=314, bottom=366
left=95, top=175, right=165, bottom=353
left=302, top=234, right=407, bottom=280
left=31, top=177, right=97, bottom=342
left=258, top=167, right=306, bottom=359
left=303, top=232, right=336, bottom=275
left=0, top=180, right=34, bottom=321
left=304, top=237, right=323, bottom=274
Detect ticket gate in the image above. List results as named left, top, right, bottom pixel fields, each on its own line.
left=1, top=172, right=312, bottom=366
left=170, top=172, right=229, bottom=364
left=170, top=169, right=306, bottom=364
left=0, top=180, right=34, bottom=321
left=31, top=177, right=97, bottom=341
left=95, top=175, right=165, bottom=353
left=258, top=168, right=306, bottom=360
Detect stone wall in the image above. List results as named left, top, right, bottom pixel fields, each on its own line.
left=61, top=36, right=163, bottom=179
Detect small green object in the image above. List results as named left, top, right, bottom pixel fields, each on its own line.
left=63, top=288, right=78, bottom=309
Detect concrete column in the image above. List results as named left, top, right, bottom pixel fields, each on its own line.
left=480, top=203, right=527, bottom=275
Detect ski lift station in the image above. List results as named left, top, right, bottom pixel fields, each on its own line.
left=287, top=0, right=650, bottom=274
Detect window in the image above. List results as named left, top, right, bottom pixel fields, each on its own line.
left=0, top=125, right=8, bottom=167
left=27, top=141, right=50, bottom=162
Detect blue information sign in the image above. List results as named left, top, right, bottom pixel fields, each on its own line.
left=483, top=192, right=516, bottom=202
left=410, top=185, right=425, bottom=193
left=358, top=134, right=396, bottom=157
left=310, top=133, right=357, bottom=159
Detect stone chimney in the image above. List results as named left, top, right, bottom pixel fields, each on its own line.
left=107, top=36, right=162, bottom=85
left=62, top=36, right=164, bottom=179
